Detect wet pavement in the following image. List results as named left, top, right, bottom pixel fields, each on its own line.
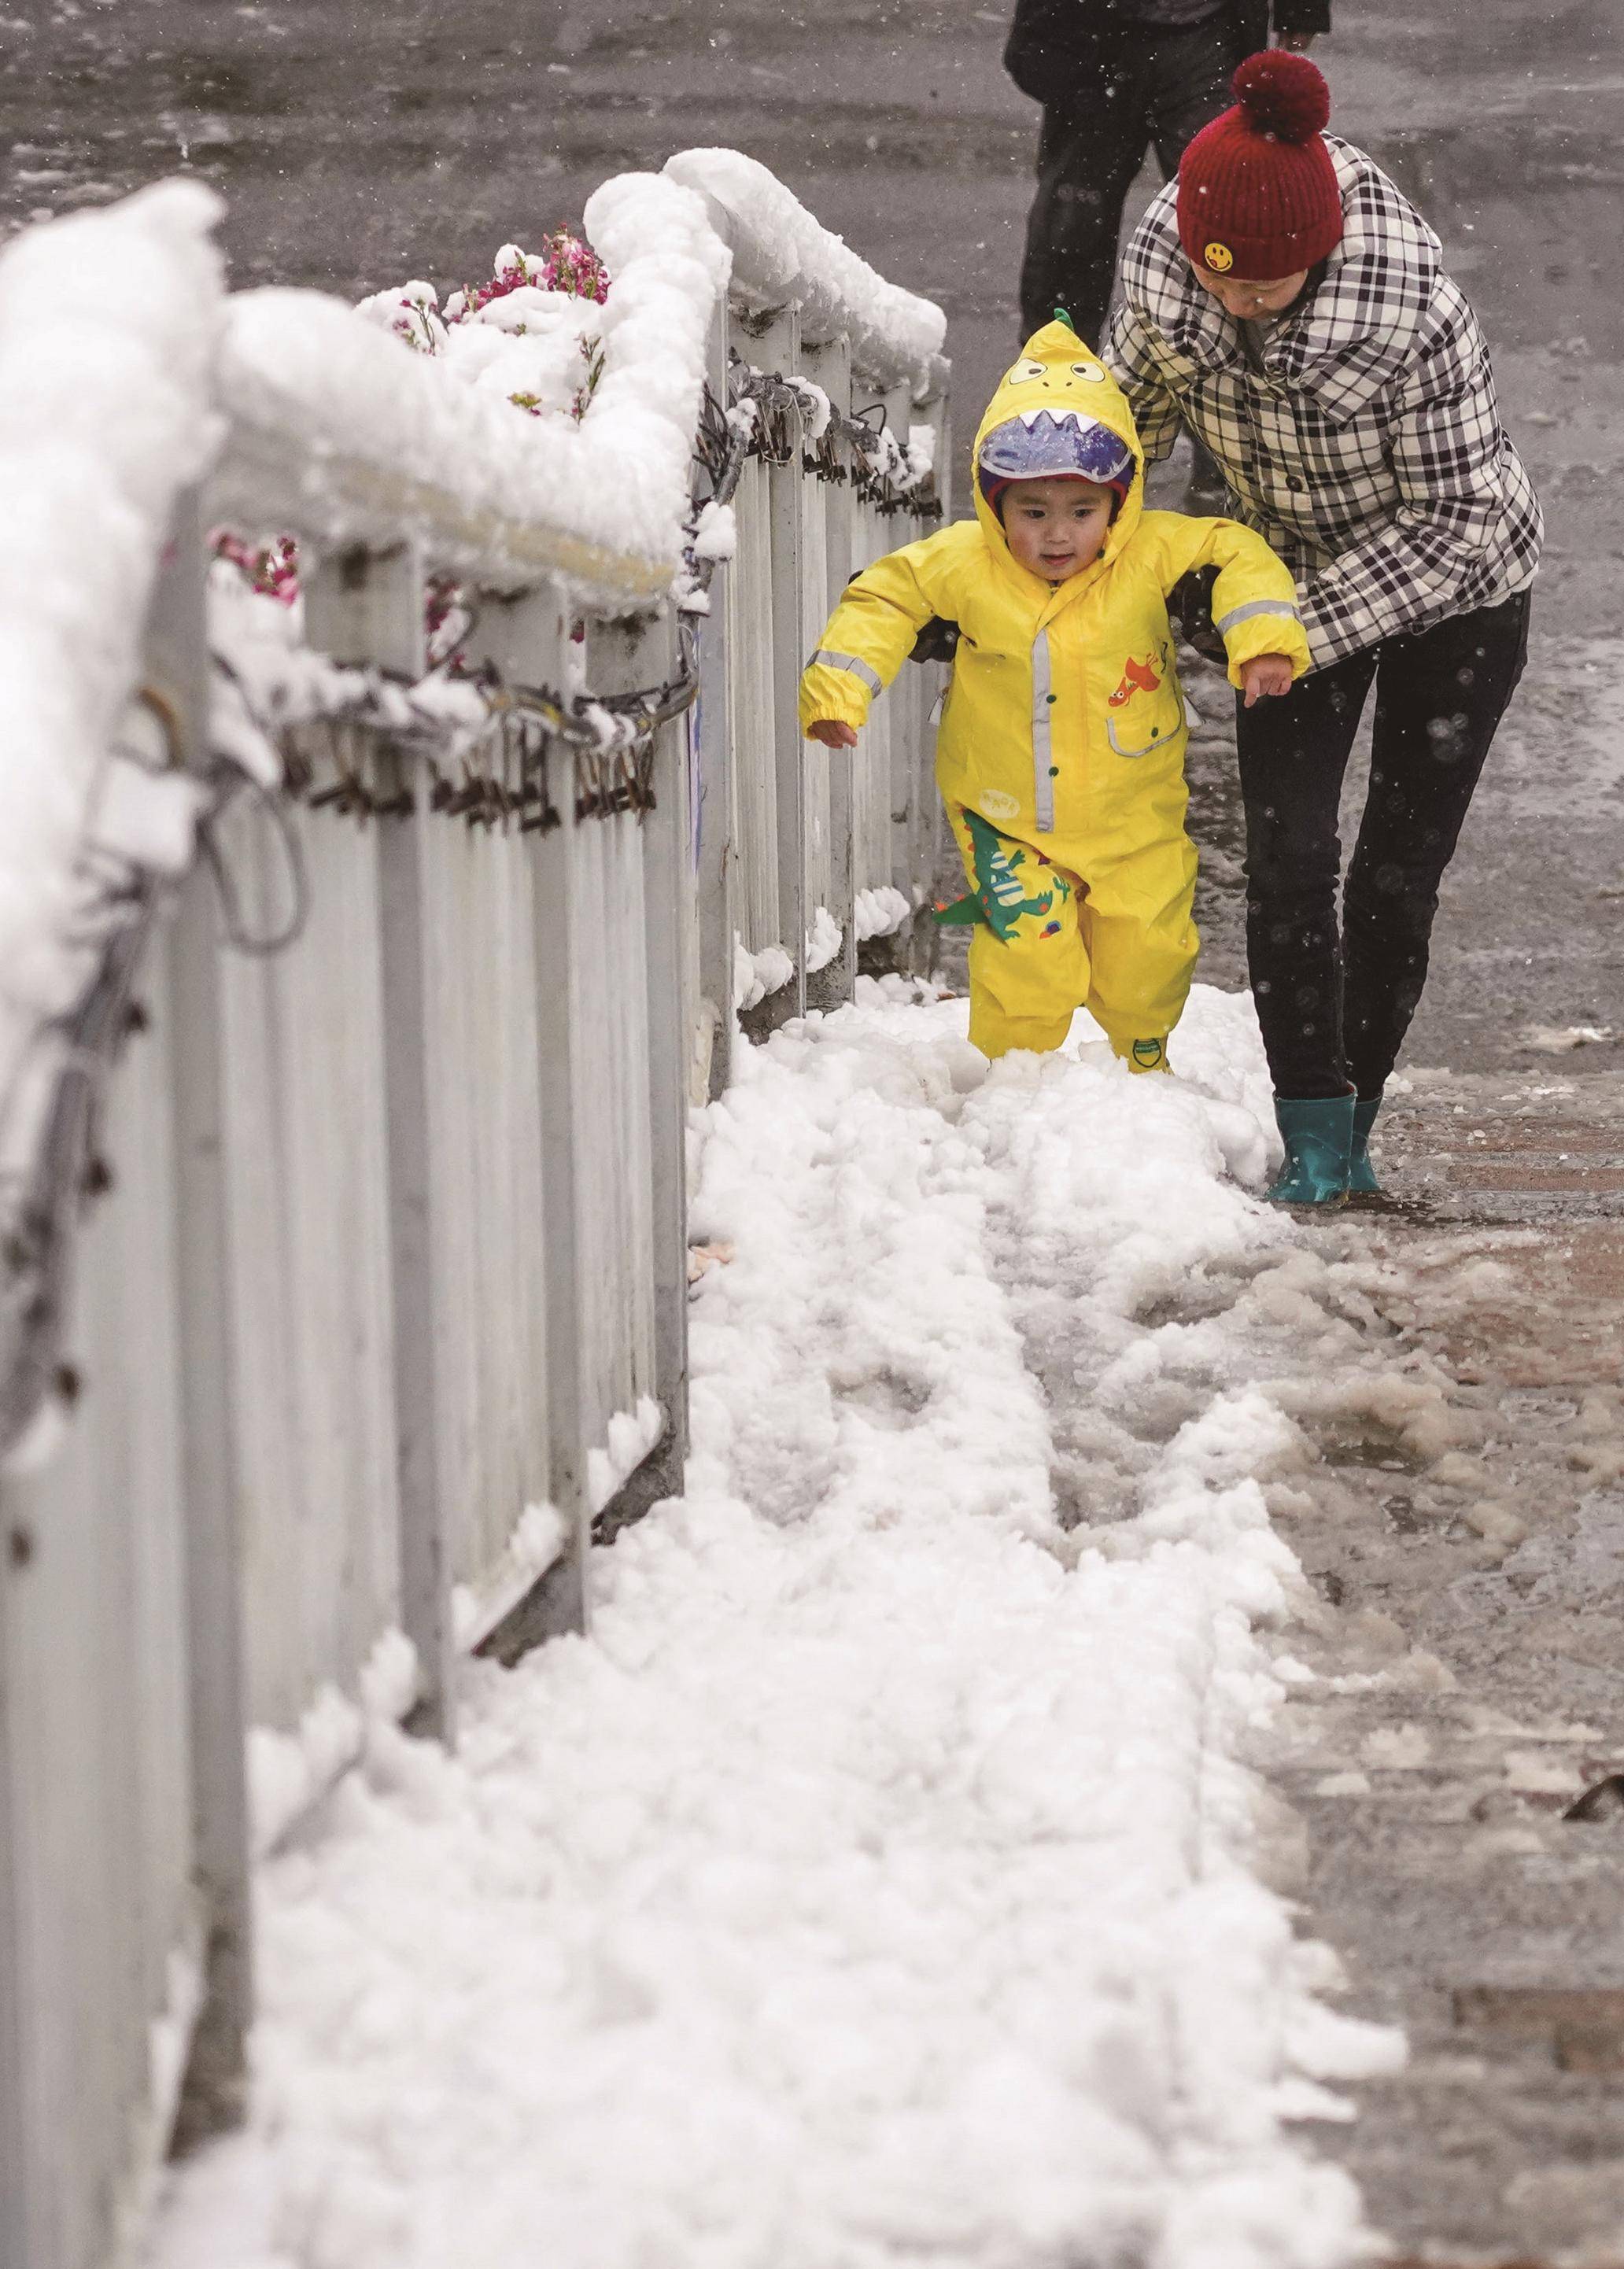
left=1279, top=1075, right=1624, bottom=2263
left=8, top=0, right=1624, bottom=2256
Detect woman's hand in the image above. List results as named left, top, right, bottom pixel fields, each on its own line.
left=1240, top=654, right=1295, bottom=708
left=807, top=719, right=859, bottom=748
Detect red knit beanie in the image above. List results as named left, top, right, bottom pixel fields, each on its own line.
left=1177, top=53, right=1344, bottom=282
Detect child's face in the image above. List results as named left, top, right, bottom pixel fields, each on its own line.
left=1001, top=478, right=1116, bottom=584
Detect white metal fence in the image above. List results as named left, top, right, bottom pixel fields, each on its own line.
left=0, top=155, right=947, bottom=2269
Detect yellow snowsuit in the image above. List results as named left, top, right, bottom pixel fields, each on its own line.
left=799, top=321, right=1311, bottom=1064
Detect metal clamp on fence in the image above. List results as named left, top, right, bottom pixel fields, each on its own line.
left=728, top=358, right=942, bottom=520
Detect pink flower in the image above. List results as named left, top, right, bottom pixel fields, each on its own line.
left=214, top=529, right=301, bottom=604
left=448, top=229, right=610, bottom=326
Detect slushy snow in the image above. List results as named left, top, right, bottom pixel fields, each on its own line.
left=152, top=983, right=1400, bottom=2269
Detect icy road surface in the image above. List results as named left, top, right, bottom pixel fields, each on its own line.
left=152, top=983, right=1401, bottom=2269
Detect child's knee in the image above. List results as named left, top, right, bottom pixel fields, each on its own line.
left=971, top=920, right=1088, bottom=1006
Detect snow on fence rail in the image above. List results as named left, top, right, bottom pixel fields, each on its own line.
left=0, top=150, right=947, bottom=2269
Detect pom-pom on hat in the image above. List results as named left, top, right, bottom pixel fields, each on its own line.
left=1177, top=53, right=1343, bottom=282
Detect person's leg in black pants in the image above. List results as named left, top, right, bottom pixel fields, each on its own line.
left=1146, top=19, right=1240, bottom=181
left=1019, top=72, right=1150, bottom=347
left=1145, top=20, right=1242, bottom=507
left=1235, top=651, right=1379, bottom=1098
left=1017, top=22, right=1238, bottom=349
left=1342, top=591, right=1532, bottom=1097
left=1235, top=592, right=1533, bottom=1100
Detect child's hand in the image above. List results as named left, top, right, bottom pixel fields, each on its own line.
left=1239, top=654, right=1294, bottom=709
left=807, top=720, right=859, bottom=748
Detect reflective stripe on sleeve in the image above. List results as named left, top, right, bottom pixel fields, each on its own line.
left=810, top=649, right=883, bottom=695
left=1214, top=598, right=1301, bottom=633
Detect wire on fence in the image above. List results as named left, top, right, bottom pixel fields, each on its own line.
left=0, top=694, right=316, bottom=1459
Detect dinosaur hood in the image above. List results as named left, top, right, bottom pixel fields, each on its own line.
left=973, top=320, right=1146, bottom=578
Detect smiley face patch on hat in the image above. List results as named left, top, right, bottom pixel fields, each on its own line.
left=1203, top=241, right=1235, bottom=273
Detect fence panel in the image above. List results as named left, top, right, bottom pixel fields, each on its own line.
left=209, top=784, right=407, bottom=1791
left=0, top=953, right=199, bottom=2269
left=695, top=299, right=737, bottom=1097
left=798, top=420, right=836, bottom=999
left=635, top=612, right=696, bottom=1501
left=413, top=803, right=554, bottom=1647
left=725, top=452, right=781, bottom=996
left=578, top=616, right=685, bottom=1513
left=802, top=337, right=858, bottom=1008
left=566, top=781, right=660, bottom=1494
left=764, top=307, right=807, bottom=1030
left=851, top=493, right=899, bottom=930
left=525, top=680, right=592, bottom=1625
left=164, top=518, right=257, bottom=2144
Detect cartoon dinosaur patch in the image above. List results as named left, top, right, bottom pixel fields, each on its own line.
left=932, top=809, right=1073, bottom=942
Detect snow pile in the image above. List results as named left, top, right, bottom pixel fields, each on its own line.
left=0, top=178, right=223, bottom=1049
left=452, top=1503, right=570, bottom=1655
left=354, top=273, right=605, bottom=429
left=692, top=498, right=737, bottom=562
left=1521, top=1022, right=1616, bottom=1053
left=153, top=983, right=1397, bottom=2269
left=665, top=148, right=947, bottom=395
left=734, top=937, right=797, bottom=1012
left=246, top=1630, right=419, bottom=1862
left=587, top=1395, right=666, bottom=1516
left=805, top=904, right=843, bottom=975
left=855, top=883, right=913, bottom=942
left=736, top=896, right=903, bottom=1010
left=214, top=174, right=730, bottom=611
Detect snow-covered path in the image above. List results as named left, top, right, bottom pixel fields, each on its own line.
left=153, top=986, right=1402, bottom=2269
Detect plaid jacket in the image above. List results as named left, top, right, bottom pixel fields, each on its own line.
left=1105, top=138, right=1543, bottom=668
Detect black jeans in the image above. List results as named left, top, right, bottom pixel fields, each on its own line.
left=1235, top=591, right=1533, bottom=1101
left=1018, top=17, right=1238, bottom=348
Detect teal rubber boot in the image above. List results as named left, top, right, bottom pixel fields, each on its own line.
left=1349, top=1094, right=1382, bottom=1197
left=1268, top=1095, right=1355, bottom=1207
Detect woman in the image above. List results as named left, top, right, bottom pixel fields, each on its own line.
left=1105, top=51, right=1541, bottom=1205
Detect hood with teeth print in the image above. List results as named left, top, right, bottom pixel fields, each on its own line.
left=973, top=320, right=1146, bottom=577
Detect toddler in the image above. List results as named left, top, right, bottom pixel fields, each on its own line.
left=799, top=319, right=1308, bottom=1069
